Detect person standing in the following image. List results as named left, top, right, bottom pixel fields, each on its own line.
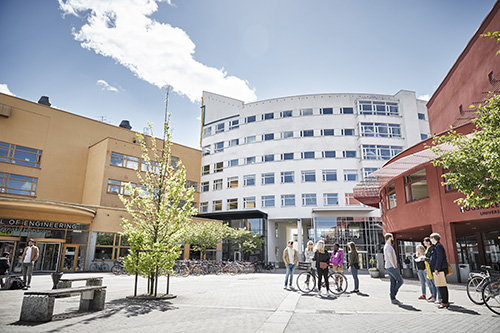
left=347, top=242, right=360, bottom=293
left=0, top=252, right=10, bottom=288
left=21, top=239, right=39, bottom=288
left=384, top=233, right=404, bottom=304
left=423, top=237, right=440, bottom=303
left=429, top=233, right=450, bottom=309
left=414, top=245, right=428, bottom=300
left=314, top=240, right=331, bottom=296
left=330, top=243, right=345, bottom=291
left=283, top=240, right=298, bottom=290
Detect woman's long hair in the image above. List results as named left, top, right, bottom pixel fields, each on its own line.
left=316, top=240, right=325, bottom=253
left=307, top=240, right=314, bottom=252
left=348, top=241, right=358, bottom=256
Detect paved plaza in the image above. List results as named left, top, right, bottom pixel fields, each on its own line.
left=0, top=270, right=499, bottom=333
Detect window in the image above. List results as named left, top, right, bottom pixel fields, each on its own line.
left=282, top=131, right=294, bottom=139
left=324, top=193, right=338, bottom=206
left=281, top=194, right=295, bottom=207
left=301, top=108, right=313, bottom=116
left=215, top=123, right=225, bottom=133
left=213, top=200, right=222, bottom=211
left=185, top=181, right=197, bottom=192
left=171, top=156, right=179, bottom=170
left=421, top=134, right=428, bottom=140
left=343, top=151, right=356, bottom=158
left=262, top=195, right=275, bottom=208
left=363, top=168, right=378, bottom=179
left=202, top=127, right=212, bottom=137
left=244, top=197, right=256, bottom=208
left=358, top=101, right=399, bottom=116
left=107, top=179, right=135, bottom=195
left=263, top=154, right=274, bottom=162
left=263, top=112, right=274, bottom=120
left=263, top=133, right=274, bottom=141
left=202, top=145, right=210, bottom=156
left=281, top=110, right=293, bottom=118
left=199, top=202, right=208, bottom=213
left=418, top=113, right=426, bottom=120
left=301, top=170, right=316, bottom=182
left=214, top=162, right=223, bottom=173
left=488, top=71, right=495, bottom=82
left=214, top=142, right=224, bottom=153
left=343, top=170, right=358, bottom=181
left=245, top=136, right=256, bottom=144
left=246, top=115, right=256, bottom=123
left=281, top=153, right=294, bottom=160
left=322, top=151, right=336, bottom=158
left=301, top=151, right=315, bottom=159
left=94, top=232, right=116, bottom=260
left=301, top=130, right=314, bottom=137
left=360, top=123, right=401, bottom=138
left=0, top=172, right=37, bottom=197
left=227, top=177, right=238, bottom=188
left=228, top=159, right=239, bottom=167
left=342, top=129, right=355, bottom=136
left=227, top=198, right=238, bottom=210
left=281, top=171, right=295, bottom=183
left=201, top=181, right=209, bottom=192
left=322, top=129, right=334, bottom=136
left=386, top=183, right=397, bottom=209
left=213, top=179, right=223, bottom=191
left=405, top=169, right=428, bottom=202
left=345, top=193, right=361, bottom=206
left=229, top=138, right=239, bottom=147
left=0, top=142, right=43, bottom=168
left=320, top=107, right=333, bottom=115
left=244, top=174, right=256, bottom=186
left=322, top=170, right=337, bottom=181
left=110, top=152, right=139, bottom=170
left=302, top=193, right=317, bottom=206
left=362, top=145, right=402, bottom=160
left=202, top=165, right=210, bottom=175
left=262, top=173, right=275, bottom=185
left=245, top=156, right=256, bottom=164
left=340, top=107, right=354, bottom=114
left=141, top=159, right=159, bottom=174
left=229, top=119, right=239, bottom=130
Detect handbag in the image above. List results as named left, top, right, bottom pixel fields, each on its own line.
left=319, top=262, right=328, bottom=269
left=446, top=260, right=453, bottom=276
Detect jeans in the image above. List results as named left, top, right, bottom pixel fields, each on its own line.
left=417, top=269, right=427, bottom=295
left=284, top=264, right=295, bottom=287
left=386, top=267, right=404, bottom=300
left=351, top=265, right=359, bottom=290
left=425, top=274, right=437, bottom=298
left=22, top=262, right=34, bottom=286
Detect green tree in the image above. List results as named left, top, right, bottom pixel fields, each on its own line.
left=119, top=116, right=196, bottom=295
left=183, top=220, right=230, bottom=260
left=228, top=227, right=264, bottom=257
left=429, top=94, right=500, bottom=207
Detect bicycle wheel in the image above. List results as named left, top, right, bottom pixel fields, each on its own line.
left=178, top=265, right=189, bottom=277
left=296, top=272, right=316, bottom=293
left=483, top=280, right=500, bottom=315
left=111, top=265, right=122, bottom=275
left=89, top=263, right=99, bottom=272
left=467, top=275, right=486, bottom=305
left=329, top=272, right=348, bottom=295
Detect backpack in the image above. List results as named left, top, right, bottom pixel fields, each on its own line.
left=8, top=277, right=25, bottom=290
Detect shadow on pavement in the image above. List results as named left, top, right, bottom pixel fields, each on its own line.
left=447, top=304, right=480, bottom=315
left=397, top=303, right=421, bottom=312
left=353, top=291, right=370, bottom=297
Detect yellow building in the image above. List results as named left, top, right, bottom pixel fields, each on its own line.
left=0, top=93, right=209, bottom=272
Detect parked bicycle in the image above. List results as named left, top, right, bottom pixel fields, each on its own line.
left=296, top=262, right=348, bottom=295
left=467, top=265, right=497, bottom=304
left=482, top=275, right=500, bottom=315
left=90, top=259, right=109, bottom=272
left=111, top=259, right=128, bottom=275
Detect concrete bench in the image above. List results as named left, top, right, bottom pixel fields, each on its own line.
left=20, top=285, right=107, bottom=322
left=57, top=277, right=103, bottom=289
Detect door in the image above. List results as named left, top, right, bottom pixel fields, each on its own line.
left=62, top=245, right=77, bottom=271
left=34, top=242, right=61, bottom=271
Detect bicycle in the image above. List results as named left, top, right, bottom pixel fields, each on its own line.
left=482, top=276, right=500, bottom=315
left=111, top=259, right=128, bottom=275
left=90, top=259, right=109, bottom=272
left=466, top=265, right=497, bottom=305
left=296, top=262, right=348, bottom=295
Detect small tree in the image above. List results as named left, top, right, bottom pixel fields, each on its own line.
left=228, top=227, right=264, bottom=259
left=183, top=220, right=230, bottom=260
left=120, top=116, right=196, bottom=295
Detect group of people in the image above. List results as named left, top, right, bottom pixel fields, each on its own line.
left=0, top=239, right=39, bottom=289
left=384, top=232, right=450, bottom=308
left=283, top=239, right=359, bottom=295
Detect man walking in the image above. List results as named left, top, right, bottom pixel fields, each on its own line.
left=384, top=233, right=403, bottom=304
left=283, top=240, right=298, bottom=290
left=21, top=239, right=39, bottom=288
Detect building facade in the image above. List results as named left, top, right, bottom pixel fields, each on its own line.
left=199, top=90, right=429, bottom=266
left=0, top=93, right=207, bottom=273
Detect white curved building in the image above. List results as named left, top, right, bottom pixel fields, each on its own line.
left=199, top=90, right=429, bottom=266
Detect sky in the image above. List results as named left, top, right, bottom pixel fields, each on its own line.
left=0, top=0, right=497, bottom=149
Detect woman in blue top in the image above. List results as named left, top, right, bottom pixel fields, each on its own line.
left=429, top=233, right=449, bottom=308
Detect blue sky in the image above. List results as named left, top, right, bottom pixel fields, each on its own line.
left=0, top=0, right=497, bottom=148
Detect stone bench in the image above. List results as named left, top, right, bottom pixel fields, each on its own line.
left=57, top=277, right=103, bottom=289
left=20, top=285, right=107, bottom=322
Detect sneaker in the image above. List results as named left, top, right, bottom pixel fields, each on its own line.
left=317, top=291, right=322, bottom=297
left=427, top=296, right=435, bottom=302
left=284, top=286, right=288, bottom=290
left=435, top=299, right=441, bottom=304
left=418, top=295, right=426, bottom=300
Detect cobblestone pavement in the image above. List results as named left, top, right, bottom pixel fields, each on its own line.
left=0, top=270, right=498, bottom=332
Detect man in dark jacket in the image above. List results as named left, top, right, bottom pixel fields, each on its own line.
left=430, top=233, right=450, bottom=308
left=0, top=252, right=11, bottom=288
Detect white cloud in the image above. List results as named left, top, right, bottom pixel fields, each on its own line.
left=59, top=0, right=257, bottom=103
left=0, top=83, right=15, bottom=96
left=97, top=79, right=119, bottom=92
left=418, top=94, right=431, bottom=101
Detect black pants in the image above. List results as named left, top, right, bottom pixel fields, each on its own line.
left=317, top=267, right=329, bottom=291
left=437, top=270, right=449, bottom=304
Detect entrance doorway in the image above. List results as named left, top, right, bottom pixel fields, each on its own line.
left=61, top=245, right=85, bottom=272
left=34, top=242, right=61, bottom=271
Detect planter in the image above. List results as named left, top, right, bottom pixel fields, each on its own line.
left=369, top=269, right=380, bottom=278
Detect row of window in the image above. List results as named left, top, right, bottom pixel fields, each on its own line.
left=385, top=169, right=429, bottom=210
left=110, top=152, right=179, bottom=171
left=199, top=193, right=361, bottom=212
left=0, top=172, right=38, bottom=197
left=107, top=178, right=199, bottom=195
left=0, top=142, right=43, bottom=168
